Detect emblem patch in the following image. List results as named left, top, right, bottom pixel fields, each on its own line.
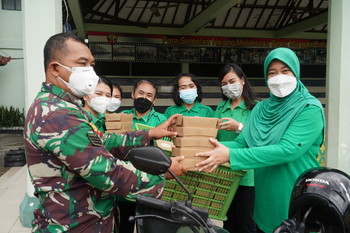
left=87, top=133, right=103, bottom=147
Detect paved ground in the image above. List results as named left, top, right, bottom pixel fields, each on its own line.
left=0, top=133, right=31, bottom=232
left=0, top=133, right=25, bottom=177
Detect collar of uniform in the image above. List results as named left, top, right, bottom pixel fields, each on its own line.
left=132, top=107, right=156, bottom=122
left=86, top=111, right=104, bottom=124
left=179, top=101, right=200, bottom=113
left=42, top=82, right=82, bottom=106
left=222, top=99, right=246, bottom=113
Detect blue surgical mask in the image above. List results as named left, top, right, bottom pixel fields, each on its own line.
left=179, top=89, right=198, bottom=104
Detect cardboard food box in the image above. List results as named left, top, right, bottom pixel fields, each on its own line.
left=179, top=157, right=207, bottom=171
left=172, top=147, right=211, bottom=157
left=155, top=140, right=173, bottom=156
left=173, top=126, right=218, bottom=138
left=105, top=113, right=134, bottom=122
left=175, top=115, right=219, bottom=128
left=105, top=121, right=133, bottom=130
left=172, top=147, right=210, bottom=170
left=173, top=137, right=214, bottom=148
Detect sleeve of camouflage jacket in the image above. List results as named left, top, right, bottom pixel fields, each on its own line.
left=102, top=130, right=152, bottom=160
left=37, top=109, right=165, bottom=199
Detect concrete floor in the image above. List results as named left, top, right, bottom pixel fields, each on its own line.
left=0, top=133, right=30, bottom=233
left=0, top=166, right=30, bottom=233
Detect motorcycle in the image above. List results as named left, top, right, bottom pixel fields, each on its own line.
left=127, top=146, right=229, bottom=233
left=274, top=167, right=350, bottom=233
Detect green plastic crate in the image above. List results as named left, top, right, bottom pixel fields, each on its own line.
left=161, top=165, right=246, bottom=221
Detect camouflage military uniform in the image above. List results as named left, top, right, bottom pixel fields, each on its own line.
left=24, top=83, right=165, bottom=233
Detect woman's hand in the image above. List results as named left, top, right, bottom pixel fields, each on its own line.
left=195, top=138, right=230, bottom=172
left=148, top=114, right=180, bottom=140
left=219, top=117, right=240, bottom=131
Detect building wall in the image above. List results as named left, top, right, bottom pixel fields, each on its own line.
left=0, top=4, right=25, bottom=110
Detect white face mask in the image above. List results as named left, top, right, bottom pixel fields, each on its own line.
left=221, top=83, right=242, bottom=100
left=57, top=63, right=99, bottom=98
left=106, top=97, right=121, bottom=112
left=267, top=74, right=297, bottom=98
left=89, top=96, right=111, bottom=114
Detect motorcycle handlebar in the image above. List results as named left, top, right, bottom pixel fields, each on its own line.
left=136, top=195, right=172, bottom=212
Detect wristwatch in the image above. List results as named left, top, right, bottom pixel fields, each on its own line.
left=236, top=122, right=244, bottom=133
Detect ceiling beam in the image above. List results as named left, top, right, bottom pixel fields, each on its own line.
left=236, top=4, right=326, bottom=11
left=84, top=23, right=327, bottom=40
left=180, top=0, right=240, bottom=35
left=276, top=11, right=328, bottom=38
left=85, top=23, right=182, bottom=35
left=67, top=0, right=85, bottom=40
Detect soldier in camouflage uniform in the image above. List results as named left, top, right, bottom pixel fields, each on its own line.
left=24, top=33, right=184, bottom=233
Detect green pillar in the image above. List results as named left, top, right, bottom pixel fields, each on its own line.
left=326, top=0, right=350, bottom=174
left=181, top=62, right=189, bottom=73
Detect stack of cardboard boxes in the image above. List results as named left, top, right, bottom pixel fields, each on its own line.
left=172, top=116, right=219, bottom=170
left=104, top=113, right=133, bottom=134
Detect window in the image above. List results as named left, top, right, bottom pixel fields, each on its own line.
left=2, top=0, right=21, bottom=11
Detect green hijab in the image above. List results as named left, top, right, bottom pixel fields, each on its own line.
left=243, top=47, right=325, bottom=147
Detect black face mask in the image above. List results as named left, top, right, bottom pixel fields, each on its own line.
left=134, top=97, right=153, bottom=113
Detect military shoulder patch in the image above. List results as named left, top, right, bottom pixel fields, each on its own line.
left=87, top=133, right=103, bottom=147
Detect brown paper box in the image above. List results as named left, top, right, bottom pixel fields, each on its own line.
left=173, top=137, right=214, bottom=148
left=105, top=113, right=133, bottom=122
left=175, top=115, right=219, bottom=128
left=173, top=126, right=218, bottom=138
left=172, top=147, right=211, bottom=157
left=105, top=121, right=133, bottom=130
left=180, top=157, right=207, bottom=171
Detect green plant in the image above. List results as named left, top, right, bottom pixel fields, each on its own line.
left=0, top=105, right=25, bottom=127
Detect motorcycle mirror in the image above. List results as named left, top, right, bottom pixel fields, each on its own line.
left=127, top=146, right=172, bottom=175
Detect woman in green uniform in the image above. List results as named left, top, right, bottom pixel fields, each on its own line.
left=83, top=76, right=112, bottom=134
left=164, top=73, right=214, bottom=118
left=196, top=48, right=325, bottom=233
left=215, top=63, right=259, bottom=233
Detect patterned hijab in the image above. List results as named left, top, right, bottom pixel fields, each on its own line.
left=243, top=47, right=325, bottom=147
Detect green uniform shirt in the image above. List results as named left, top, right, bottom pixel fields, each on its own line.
left=224, top=105, right=323, bottom=233
left=164, top=101, right=214, bottom=118
left=215, top=99, right=254, bottom=187
left=123, top=108, right=167, bottom=129
left=86, top=111, right=106, bottom=133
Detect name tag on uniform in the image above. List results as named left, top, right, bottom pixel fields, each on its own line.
left=87, top=133, right=103, bottom=147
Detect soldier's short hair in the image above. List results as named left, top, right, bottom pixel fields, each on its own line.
left=133, top=79, right=158, bottom=98
left=43, top=33, right=84, bottom=72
